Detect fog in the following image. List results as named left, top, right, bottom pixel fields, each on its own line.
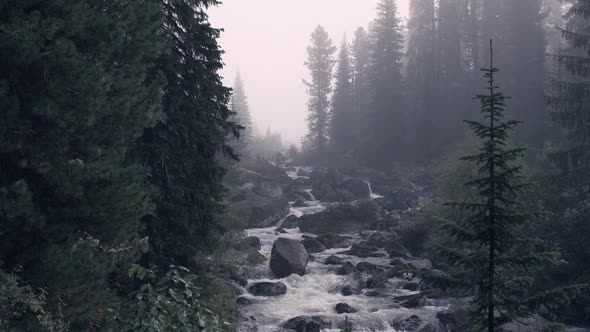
left=209, top=0, right=410, bottom=145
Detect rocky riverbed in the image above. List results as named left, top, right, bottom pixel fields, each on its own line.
left=232, top=166, right=454, bottom=332
left=228, top=164, right=589, bottom=332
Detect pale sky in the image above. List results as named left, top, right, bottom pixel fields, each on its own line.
left=209, top=0, right=410, bottom=145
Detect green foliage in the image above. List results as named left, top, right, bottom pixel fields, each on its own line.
left=135, top=0, right=240, bottom=268
left=339, top=316, right=353, bottom=332
left=330, top=38, right=355, bottom=154
left=112, top=266, right=226, bottom=332
left=0, top=0, right=164, bottom=327
left=0, top=265, right=68, bottom=331
left=434, top=42, right=586, bottom=330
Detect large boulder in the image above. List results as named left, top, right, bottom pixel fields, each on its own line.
left=366, top=231, right=398, bottom=248
left=376, top=188, right=420, bottom=211
left=391, top=315, right=423, bottom=331
left=346, top=242, right=384, bottom=258
left=337, top=262, right=358, bottom=275
left=301, top=238, right=327, bottom=253
left=283, top=315, right=332, bottom=332
left=341, top=178, right=370, bottom=199
left=281, top=215, right=300, bottom=229
left=248, top=281, right=287, bottom=297
left=228, top=195, right=290, bottom=229
left=335, top=302, right=357, bottom=314
left=298, top=201, right=380, bottom=234
left=408, top=259, right=433, bottom=271
left=270, top=238, right=309, bottom=278
left=316, top=233, right=351, bottom=249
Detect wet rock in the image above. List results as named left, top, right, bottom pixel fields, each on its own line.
left=324, top=255, right=343, bottom=265
left=229, top=196, right=290, bottom=229
left=366, top=276, right=387, bottom=289
left=301, top=238, right=327, bottom=253
left=366, top=290, right=388, bottom=297
left=298, top=201, right=380, bottom=234
left=237, top=296, right=253, bottom=305
left=285, top=190, right=314, bottom=202
left=391, top=315, right=422, bottom=331
left=340, top=285, right=361, bottom=296
left=243, top=236, right=261, bottom=250
left=408, top=259, right=433, bottom=271
left=403, top=281, right=420, bottom=291
left=283, top=315, right=332, bottom=332
left=270, top=238, right=309, bottom=278
left=248, top=282, right=287, bottom=297
left=316, top=233, right=351, bottom=249
left=292, top=199, right=307, bottom=208
left=230, top=273, right=248, bottom=287
left=366, top=231, right=398, bottom=248
left=341, top=178, right=370, bottom=199
left=335, top=302, right=357, bottom=314
left=385, top=242, right=412, bottom=259
left=395, top=293, right=426, bottom=308
left=390, top=257, right=410, bottom=268
left=346, top=242, right=381, bottom=258
left=274, top=227, right=287, bottom=234
left=296, top=168, right=310, bottom=177
left=337, top=261, right=358, bottom=275
left=281, top=215, right=300, bottom=229
left=356, top=262, right=386, bottom=274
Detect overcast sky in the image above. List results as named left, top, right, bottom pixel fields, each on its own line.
left=209, top=0, right=410, bottom=145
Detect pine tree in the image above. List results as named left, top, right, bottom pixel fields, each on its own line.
left=405, top=0, right=437, bottom=160
left=351, top=27, right=371, bottom=118
left=330, top=37, right=355, bottom=153
left=0, top=0, right=165, bottom=327
left=366, top=0, right=407, bottom=166
left=303, top=25, right=336, bottom=154
left=135, top=0, right=240, bottom=268
left=230, top=71, right=253, bottom=154
left=435, top=41, right=585, bottom=331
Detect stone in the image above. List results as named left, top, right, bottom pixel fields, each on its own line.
left=356, top=262, right=386, bottom=274
left=395, top=293, right=426, bottom=308
left=408, top=259, right=433, bottom=271
left=281, top=215, right=300, bottom=229
left=335, top=302, right=357, bottom=314
left=274, top=227, right=287, bottom=234
left=298, top=201, right=380, bottom=234
left=243, top=236, right=261, bottom=250
left=248, top=282, right=287, bottom=297
left=292, top=199, right=307, bottom=208
left=301, top=238, right=327, bottom=254
left=270, top=238, right=309, bottom=278
left=403, top=281, right=420, bottom=291
left=236, top=296, right=253, bottom=305
left=283, top=316, right=332, bottom=332
left=341, top=178, right=370, bottom=199
left=366, top=231, right=398, bottom=248
left=316, top=233, right=351, bottom=249
left=324, top=255, right=343, bottom=265
left=337, top=261, right=358, bottom=275
left=391, top=315, right=422, bottom=331
left=340, top=285, right=361, bottom=296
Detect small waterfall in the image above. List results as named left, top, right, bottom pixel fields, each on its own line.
left=304, top=189, right=317, bottom=201
left=365, top=181, right=383, bottom=199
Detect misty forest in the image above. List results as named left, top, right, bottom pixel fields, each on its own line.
left=2, top=0, right=590, bottom=331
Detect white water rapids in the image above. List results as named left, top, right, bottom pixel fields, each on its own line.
left=236, top=167, right=448, bottom=331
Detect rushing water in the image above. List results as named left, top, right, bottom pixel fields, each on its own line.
left=236, top=167, right=448, bottom=331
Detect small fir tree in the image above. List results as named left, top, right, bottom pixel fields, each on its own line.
left=434, top=41, right=585, bottom=331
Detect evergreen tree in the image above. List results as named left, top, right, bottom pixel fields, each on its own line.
left=136, top=0, right=240, bottom=268
left=0, top=0, right=165, bottom=327
left=366, top=0, right=407, bottom=166
left=405, top=0, right=437, bottom=160
left=435, top=41, right=584, bottom=331
left=330, top=38, right=355, bottom=153
left=303, top=25, right=336, bottom=154
left=230, top=71, right=253, bottom=154
left=351, top=27, right=371, bottom=121
left=501, top=0, right=547, bottom=150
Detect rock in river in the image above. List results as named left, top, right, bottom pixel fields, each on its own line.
left=248, top=281, right=287, bottom=297
left=298, top=201, right=380, bottom=234
left=270, top=238, right=309, bottom=278
left=301, top=238, right=327, bottom=253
